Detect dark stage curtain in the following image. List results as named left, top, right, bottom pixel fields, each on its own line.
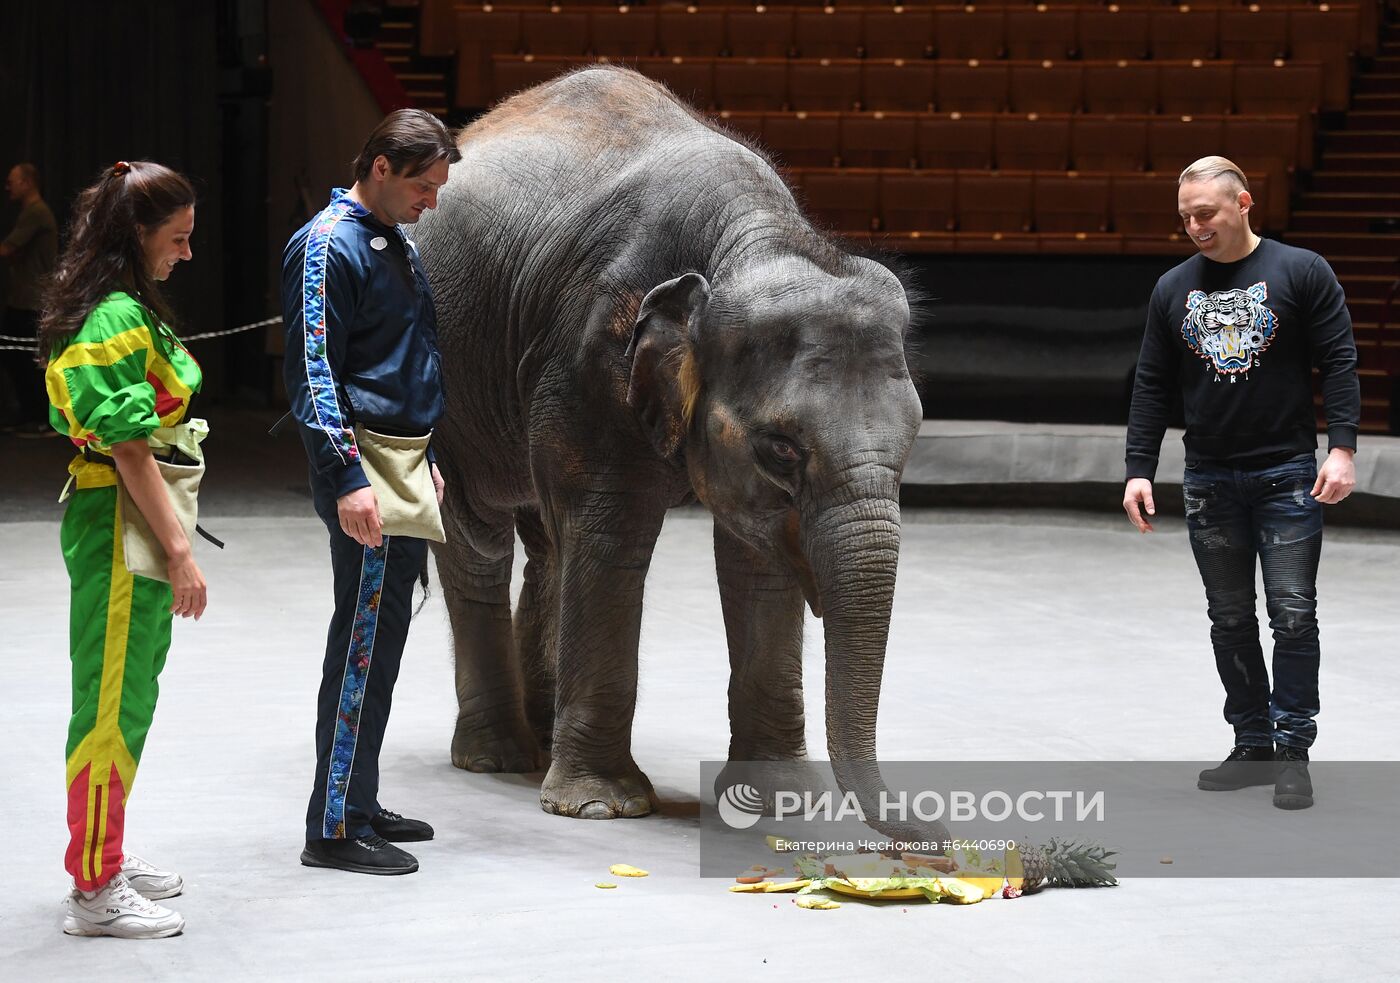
left=0, top=0, right=226, bottom=390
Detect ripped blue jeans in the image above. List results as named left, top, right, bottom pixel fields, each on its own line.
left=1182, top=452, right=1323, bottom=750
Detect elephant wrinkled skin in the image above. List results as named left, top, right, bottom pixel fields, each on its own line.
left=412, top=66, right=934, bottom=839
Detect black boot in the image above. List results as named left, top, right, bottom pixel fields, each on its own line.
left=300, top=834, right=419, bottom=875
left=370, top=809, right=434, bottom=842
left=1197, top=744, right=1276, bottom=791
left=1273, top=746, right=1313, bottom=810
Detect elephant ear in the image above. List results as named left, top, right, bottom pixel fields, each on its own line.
left=626, top=273, right=710, bottom=459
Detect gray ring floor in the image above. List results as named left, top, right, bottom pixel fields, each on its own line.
left=3, top=417, right=1398, bottom=980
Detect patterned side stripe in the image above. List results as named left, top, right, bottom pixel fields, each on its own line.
left=302, top=200, right=360, bottom=466
left=322, top=542, right=388, bottom=838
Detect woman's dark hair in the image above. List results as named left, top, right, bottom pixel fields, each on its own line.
left=37, top=160, right=196, bottom=359
left=351, top=108, right=461, bottom=184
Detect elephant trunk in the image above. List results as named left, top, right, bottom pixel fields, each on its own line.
left=806, top=468, right=952, bottom=850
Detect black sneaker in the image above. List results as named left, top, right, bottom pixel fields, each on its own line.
left=1197, top=744, right=1276, bottom=790
left=1273, top=746, right=1313, bottom=810
left=300, top=834, right=419, bottom=875
left=370, top=808, right=434, bottom=842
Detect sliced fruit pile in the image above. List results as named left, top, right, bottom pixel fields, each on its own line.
left=729, top=841, right=1117, bottom=909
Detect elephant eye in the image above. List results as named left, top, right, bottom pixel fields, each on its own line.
left=758, top=434, right=804, bottom=472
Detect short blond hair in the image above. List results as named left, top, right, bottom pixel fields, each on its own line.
left=1179, top=156, right=1249, bottom=193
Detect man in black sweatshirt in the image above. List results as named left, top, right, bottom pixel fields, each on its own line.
left=1123, top=156, right=1359, bottom=811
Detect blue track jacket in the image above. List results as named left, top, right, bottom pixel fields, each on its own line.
left=281, top=188, right=445, bottom=497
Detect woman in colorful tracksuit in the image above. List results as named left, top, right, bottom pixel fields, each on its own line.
left=40, top=161, right=205, bottom=939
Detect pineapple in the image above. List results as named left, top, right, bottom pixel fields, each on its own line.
left=1008, top=838, right=1118, bottom=893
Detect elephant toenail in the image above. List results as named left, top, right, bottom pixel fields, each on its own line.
left=578, top=801, right=615, bottom=820
left=621, top=796, right=651, bottom=817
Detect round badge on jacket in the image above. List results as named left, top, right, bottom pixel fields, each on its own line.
left=370, top=236, right=388, bottom=251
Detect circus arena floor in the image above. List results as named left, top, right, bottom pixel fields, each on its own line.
left=3, top=411, right=1397, bottom=982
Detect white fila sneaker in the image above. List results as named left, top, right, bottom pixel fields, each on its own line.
left=120, top=853, right=184, bottom=899
left=63, top=873, right=185, bottom=939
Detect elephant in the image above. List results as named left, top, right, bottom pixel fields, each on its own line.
left=412, top=65, right=935, bottom=840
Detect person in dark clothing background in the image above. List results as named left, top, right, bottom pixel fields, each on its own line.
left=282, top=110, right=460, bottom=875
left=2, top=162, right=59, bottom=434
left=1123, top=155, right=1360, bottom=812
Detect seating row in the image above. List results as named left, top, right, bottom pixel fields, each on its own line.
left=859, top=230, right=1199, bottom=257
left=420, top=0, right=1380, bottom=65
left=444, top=4, right=1361, bottom=60
left=443, top=4, right=1361, bottom=107
left=713, top=110, right=1301, bottom=220
left=477, top=55, right=1327, bottom=119
left=783, top=167, right=1275, bottom=235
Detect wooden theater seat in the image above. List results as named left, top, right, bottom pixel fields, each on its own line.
left=789, top=58, right=863, bottom=112
left=994, top=114, right=1072, bottom=171
left=657, top=7, right=725, bottom=58
left=714, top=57, right=789, bottom=111
left=957, top=170, right=1034, bottom=233
left=917, top=113, right=996, bottom=170
left=1034, top=172, right=1112, bottom=234
left=862, top=59, right=937, bottom=113
left=1234, top=60, right=1325, bottom=115
left=880, top=170, right=957, bottom=233
left=1076, top=6, right=1150, bottom=61
left=1112, top=172, right=1184, bottom=236
left=1158, top=61, right=1234, bottom=116
left=1005, top=6, right=1077, bottom=61
left=938, top=60, right=1010, bottom=113
left=841, top=112, right=920, bottom=169
left=638, top=55, right=716, bottom=110
left=1148, top=6, right=1219, bottom=61
left=793, top=7, right=864, bottom=60
left=520, top=7, right=590, bottom=56
left=1071, top=115, right=1149, bottom=172
left=589, top=7, right=659, bottom=59
left=863, top=6, right=934, bottom=61
left=1009, top=61, right=1083, bottom=114
left=1147, top=114, right=1226, bottom=175
left=800, top=168, right=882, bottom=233
left=934, top=5, right=1005, bottom=60
left=763, top=111, right=842, bottom=167
left=1217, top=6, right=1289, bottom=63
left=727, top=6, right=796, bottom=59
left=1082, top=61, right=1158, bottom=114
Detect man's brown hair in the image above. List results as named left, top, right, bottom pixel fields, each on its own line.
left=352, top=109, right=461, bottom=183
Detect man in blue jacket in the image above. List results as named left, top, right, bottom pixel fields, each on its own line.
left=282, top=109, right=460, bottom=874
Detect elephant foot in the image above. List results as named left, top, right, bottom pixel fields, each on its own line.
left=540, top=760, right=656, bottom=819
left=716, top=758, right=824, bottom=815
left=450, top=715, right=544, bottom=773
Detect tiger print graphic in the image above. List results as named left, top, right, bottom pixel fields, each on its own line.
left=1181, top=281, right=1278, bottom=379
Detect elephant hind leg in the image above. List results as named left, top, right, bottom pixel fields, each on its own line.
left=513, top=506, right=557, bottom=752
left=433, top=529, right=543, bottom=774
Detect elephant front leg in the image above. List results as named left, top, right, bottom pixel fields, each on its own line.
left=714, top=522, right=808, bottom=762
left=434, top=535, right=543, bottom=773
left=538, top=495, right=663, bottom=820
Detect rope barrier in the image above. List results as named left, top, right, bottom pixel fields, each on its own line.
left=0, top=315, right=282, bottom=353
